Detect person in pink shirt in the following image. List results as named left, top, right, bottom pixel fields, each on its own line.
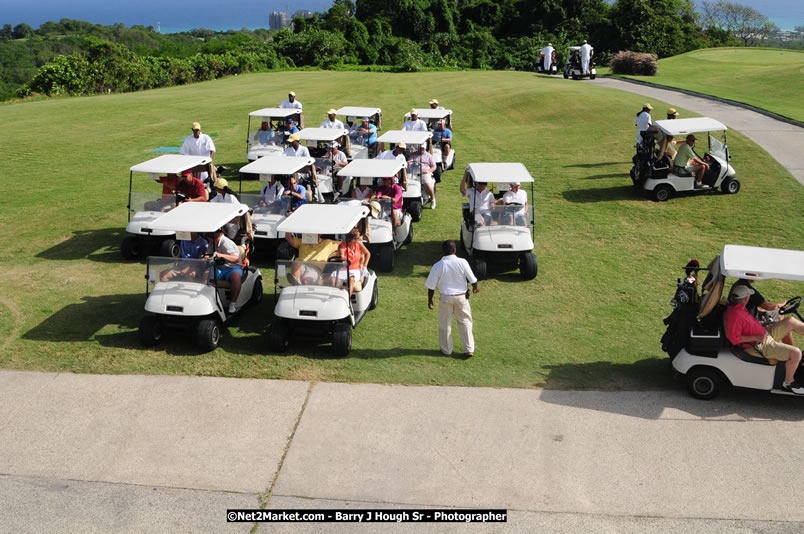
left=374, top=176, right=403, bottom=227
left=725, top=284, right=804, bottom=394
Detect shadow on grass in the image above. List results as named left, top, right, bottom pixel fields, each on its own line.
left=540, top=358, right=804, bottom=421
left=565, top=162, right=629, bottom=169
left=583, top=172, right=626, bottom=180
left=36, top=228, right=128, bottom=263
left=562, top=184, right=642, bottom=203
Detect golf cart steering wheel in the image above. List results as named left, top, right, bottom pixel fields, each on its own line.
left=780, top=296, right=802, bottom=320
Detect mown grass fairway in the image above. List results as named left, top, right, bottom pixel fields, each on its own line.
left=604, top=48, right=804, bottom=122
left=1, top=71, right=802, bottom=389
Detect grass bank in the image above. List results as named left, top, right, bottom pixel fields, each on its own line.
left=0, top=70, right=801, bottom=389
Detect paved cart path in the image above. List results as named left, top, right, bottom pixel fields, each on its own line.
left=591, top=77, right=804, bottom=186
left=1, top=370, right=802, bottom=532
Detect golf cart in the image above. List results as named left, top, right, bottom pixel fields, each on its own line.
left=122, top=154, right=212, bottom=259
left=460, top=163, right=538, bottom=281
left=337, top=159, right=413, bottom=273
left=632, top=118, right=738, bottom=202
left=403, top=108, right=455, bottom=180
left=536, top=48, right=558, bottom=74
left=138, top=202, right=262, bottom=352
left=376, top=129, right=433, bottom=222
left=270, top=203, right=378, bottom=357
left=238, top=156, right=318, bottom=256
left=563, top=46, right=596, bottom=80
left=663, top=245, right=804, bottom=400
left=297, top=127, right=351, bottom=201
left=243, top=108, right=303, bottom=169
left=335, top=106, right=382, bottom=160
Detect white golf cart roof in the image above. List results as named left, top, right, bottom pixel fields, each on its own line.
left=568, top=46, right=580, bottom=50
left=720, top=245, right=804, bottom=281
left=655, top=118, right=727, bottom=136
left=149, top=202, right=249, bottom=233
left=130, top=155, right=211, bottom=178
left=336, top=106, right=381, bottom=118
left=249, top=107, right=301, bottom=119
left=297, top=127, right=349, bottom=141
left=239, top=156, right=315, bottom=175
left=338, top=159, right=406, bottom=177
left=377, top=130, right=432, bottom=145
left=404, top=109, right=453, bottom=120
left=277, top=203, right=369, bottom=234
left=466, top=163, right=534, bottom=183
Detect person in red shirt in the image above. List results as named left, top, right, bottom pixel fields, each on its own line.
left=374, top=176, right=403, bottom=228
left=725, top=284, right=804, bottom=394
left=176, top=169, right=208, bottom=203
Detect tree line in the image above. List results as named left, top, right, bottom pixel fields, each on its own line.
left=0, top=0, right=781, bottom=100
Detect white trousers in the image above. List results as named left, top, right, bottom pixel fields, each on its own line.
left=438, top=294, right=474, bottom=355
left=581, top=56, right=590, bottom=74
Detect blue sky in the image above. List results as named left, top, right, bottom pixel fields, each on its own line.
left=2, top=0, right=803, bottom=31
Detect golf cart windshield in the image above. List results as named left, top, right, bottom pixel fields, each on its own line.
left=249, top=127, right=282, bottom=146
left=239, top=193, right=288, bottom=215
left=275, top=259, right=349, bottom=289
left=146, top=256, right=213, bottom=292
left=485, top=204, right=534, bottom=227
left=129, top=193, right=177, bottom=215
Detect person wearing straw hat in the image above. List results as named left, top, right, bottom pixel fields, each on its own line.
left=402, top=109, right=428, bottom=132
left=666, top=108, right=679, bottom=120
left=180, top=121, right=215, bottom=183
left=425, top=240, right=479, bottom=359
left=279, top=90, right=302, bottom=110
left=429, top=99, right=444, bottom=110
left=541, top=43, right=555, bottom=72
left=320, top=109, right=345, bottom=129
left=725, top=284, right=804, bottom=395
left=634, top=103, right=653, bottom=146
left=282, top=134, right=310, bottom=158
left=579, top=39, right=593, bottom=75
left=673, top=134, right=709, bottom=188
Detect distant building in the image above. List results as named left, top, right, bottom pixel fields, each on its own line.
left=292, top=10, right=314, bottom=19
left=269, top=11, right=288, bottom=30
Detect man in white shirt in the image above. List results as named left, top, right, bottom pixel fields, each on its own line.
left=180, top=121, right=215, bottom=182
left=502, top=182, right=528, bottom=226
left=204, top=227, right=243, bottom=313
left=283, top=134, right=311, bottom=158
left=253, top=120, right=277, bottom=145
left=459, top=169, right=494, bottom=226
left=320, top=109, right=344, bottom=129
left=580, top=40, right=593, bottom=74
left=210, top=178, right=239, bottom=204
left=402, top=110, right=427, bottom=132
left=279, top=91, right=302, bottom=110
left=260, top=176, right=284, bottom=206
left=376, top=143, right=408, bottom=166
left=425, top=240, right=479, bottom=358
left=541, top=43, right=554, bottom=71
left=634, top=103, right=653, bottom=146
left=410, top=144, right=437, bottom=209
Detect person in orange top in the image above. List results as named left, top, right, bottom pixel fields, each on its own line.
left=337, top=228, right=371, bottom=296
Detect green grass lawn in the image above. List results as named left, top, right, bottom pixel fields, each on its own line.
left=0, top=70, right=802, bottom=390
left=601, top=48, right=804, bottom=122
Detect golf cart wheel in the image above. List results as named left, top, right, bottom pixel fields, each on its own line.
left=563, top=72, right=568, bottom=79
left=409, top=200, right=423, bottom=223
left=685, top=367, right=723, bottom=400
left=138, top=315, right=162, bottom=346
left=121, top=237, right=141, bottom=259
left=378, top=244, right=394, bottom=273
left=332, top=322, right=352, bottom=357
left=276, top=241, right=296, bottom=261
left=651, top=184, right=673, bottom=202
left=160, top=239, right=180, bottom=258
left=368, top=278, right=379, bottom=311
left=404, top=222, right=413, bottom=245
left=520, top=253, right=538, bottom=281
left=269, top=320, right=290, bottom=352
left=434, top=164, right=443, bottom=183
left=721, top=177, right=740, bottom=194
left=590, top=74, right=596, bottom=80
left=572, top=74, right=579, bottom=80
left=250, top=277, right=263, bottom=306
left=196, top=319, right=221, bottom=352
left=470, top=257, right=487, bottom=281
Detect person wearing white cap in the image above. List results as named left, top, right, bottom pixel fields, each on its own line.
left=425, top=240, right=479, bottom=358
left=459, top=169, right=494, bottom=226
left=541, top=43, right=555, bottom=72
left=634, top=103, right=653, bottom=146
left=282, top=134, right=311, bottom=158
left=725, top=284, right=804, bottom=395
left=279, top=91, right=302, bottom=110
left=432, top=119, right=452, bottom=158
left=502, top=182, right=528, bottom=226
left=352, top=117, right=377, bottom=151
left=579, top=40, right=593, bottom=75
left=210, top=178, right=238, bottom=204
left=180, top=121, right=215, bottom=183
left=402, top=109, right=428, bottom=132
left=320, top=109, right=344, bottom=129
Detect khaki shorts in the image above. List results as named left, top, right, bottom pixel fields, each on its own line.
left=746, top=321, right=796, bottom=361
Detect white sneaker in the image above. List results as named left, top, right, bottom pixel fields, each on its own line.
left=431, top=198, right=436, bottom=210
left=783, top=381, right=804, bottom=395
left=228, top=302, right=237, bottom=314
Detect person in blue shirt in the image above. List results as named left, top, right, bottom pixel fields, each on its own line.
left=351, top=117, right=377, bottom=152
left=278, top=118, right=299, bottom=142
left=431, top=119, right=452, bottom=158
left=160, top=232, right=209, bottom=281
left=281, top=175, right=307, bottom=212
